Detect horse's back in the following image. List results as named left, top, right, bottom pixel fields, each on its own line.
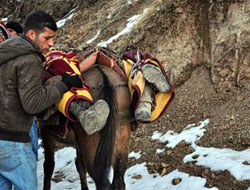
left=83, top=65, right=131, bottom=111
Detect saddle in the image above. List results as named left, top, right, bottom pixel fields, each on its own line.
left=77, top=46, right=127, bottom=79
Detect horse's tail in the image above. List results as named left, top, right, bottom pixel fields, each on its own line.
left=93, top=66, right=117, bottom=186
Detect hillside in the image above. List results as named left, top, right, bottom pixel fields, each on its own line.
left=2, top=0, right=250, bottom=189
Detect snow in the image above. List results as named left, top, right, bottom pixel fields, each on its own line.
left=37, top=119, right=250, bottom=189
left=56, top=8, right=149, bottom=46
left=156, top=148, right=164, bottom=154
left=56, top=7, right=77, bottom=28
left=97, top=9, right=148, bottom=47
left=184, top=147, right=250, bottom=180
left=128, top=151, right=141, bottom=159
left=86, top=30, right=101, bottom=44
left=127, top=0, right=140, bottom=5
left=152, top=119, right=209, bottom=148
left=125, top=164, right=218, bottom=190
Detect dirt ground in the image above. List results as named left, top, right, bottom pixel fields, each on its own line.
left=129, top=66, right=250, bottom=190
left=2, top=0, right=250, bottom=189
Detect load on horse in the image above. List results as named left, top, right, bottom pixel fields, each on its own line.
left=38, top=46, right=175, bottom=190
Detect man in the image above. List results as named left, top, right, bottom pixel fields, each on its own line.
left=0, top=22, right=9, bottom=42
left=2, top=20, right=40, bottom=161
left=0, top=10, right=107, bottom=190
left=5, top=21, right=23, bottom=37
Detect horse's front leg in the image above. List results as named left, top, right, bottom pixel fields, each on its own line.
left=75, top=149, right=88, bottom=190
left=40, top=125, right=56, bottom=190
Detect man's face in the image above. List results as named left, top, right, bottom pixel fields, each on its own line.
left=7, top=28, right=17, bottom=37
left=33, top=27, right=56, bottom=54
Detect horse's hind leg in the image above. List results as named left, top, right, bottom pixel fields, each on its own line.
left=86, top=162, right=112, bottom=190
left=75, top=149, right=88, bottom=190
left=72, top=125, right=112, bottom=190
left=111, top=155, right=127, bottom=190
left=93, top=176, right=112, bottom=190
left=112, top=124, right=131, bottom=190
left=40, top=125, right=56, bottom=190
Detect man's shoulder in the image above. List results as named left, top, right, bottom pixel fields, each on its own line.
left=0, top=36, right=44, bottom=65
left=3, top=35, right=32, bottom=49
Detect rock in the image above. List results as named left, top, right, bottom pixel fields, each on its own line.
left=172, top=178, right=182, bottom=185
left=132, top=175, right=142, bottom=180
left=161, top=162, right=169, bottom=168
left=160, top=168, right=167, bottom=176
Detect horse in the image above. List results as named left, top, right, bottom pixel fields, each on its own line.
left=39, top=65, right=134, bottom=190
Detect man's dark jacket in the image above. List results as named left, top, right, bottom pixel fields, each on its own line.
left=0, top=35, right=68, bottom=142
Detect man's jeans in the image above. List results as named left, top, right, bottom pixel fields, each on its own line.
left=0, top=140, right=37, bottom=190
left=30, top=120, right=39, bottom=160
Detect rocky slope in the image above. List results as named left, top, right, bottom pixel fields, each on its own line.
left=2, top=0, right=250, bottom=189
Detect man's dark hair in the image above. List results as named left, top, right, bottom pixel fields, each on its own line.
left=24, top=10, right=57, bottom=34
left=6, top=21, right=23, bottom=34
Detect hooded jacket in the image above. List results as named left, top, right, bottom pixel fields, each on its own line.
left=0, top=35, right=68, bottom=142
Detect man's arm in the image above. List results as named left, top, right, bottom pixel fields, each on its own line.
left=17, top=57, right=67, bottom=114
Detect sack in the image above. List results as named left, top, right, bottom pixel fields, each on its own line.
left=122, top=50, right=176, bottom=123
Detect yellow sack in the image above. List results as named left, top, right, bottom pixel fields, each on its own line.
left=58, top=88, right=93, bottom=122
left=122, top=50, right=175, bottom=123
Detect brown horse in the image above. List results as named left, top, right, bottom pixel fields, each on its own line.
left=40, top=65, right=134, bottom=190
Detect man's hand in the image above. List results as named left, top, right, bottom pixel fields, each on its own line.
left=61, top=73, right=83, bottom=89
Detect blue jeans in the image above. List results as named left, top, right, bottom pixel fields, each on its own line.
left=29, top=120, right=38, bottom=160
left=0, top=140, right=37, bottom=190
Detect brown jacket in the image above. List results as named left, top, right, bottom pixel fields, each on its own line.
left=0, top=35, right=68, bottom=142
